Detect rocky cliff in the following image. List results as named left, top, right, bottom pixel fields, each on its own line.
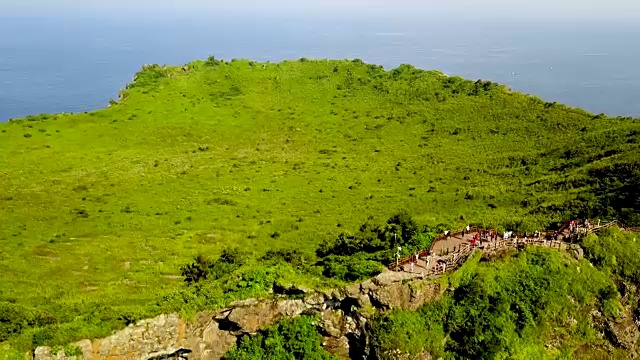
left=33, top=271, right=445, bottom=360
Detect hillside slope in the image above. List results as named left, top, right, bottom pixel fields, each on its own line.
left=0, top=58, right=639, bottom=353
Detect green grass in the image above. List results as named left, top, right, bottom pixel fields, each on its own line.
left=0, top=57, right=639, bottom=351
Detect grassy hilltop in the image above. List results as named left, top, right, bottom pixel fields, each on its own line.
left=1, top=58, right=639, bottom=354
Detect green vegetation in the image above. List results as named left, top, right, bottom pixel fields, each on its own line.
left=223, top=316, right=336, bottom=360
left=369, top=246, right=623, bottom=359
left=1, top=57, right=639, bottom=354
left=316, top=209, right=435, bottom=281
left=581, top=228, right=640, bottom=284
left=223, top=230, right=639, bottom=359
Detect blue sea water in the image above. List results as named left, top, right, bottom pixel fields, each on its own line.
left=1, top=9, right=639, bottom=121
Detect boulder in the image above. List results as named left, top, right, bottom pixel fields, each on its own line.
left=199, top=322, right=238, bottom=359
left=276, top=299, right=309, bottom=317
left=320, top=309, right=346, bottom=338
left=34, top=347, right=54, bottom=360
left=225, top=301, right=282, bottom=333
left=344, top=283, right=362, bottom=297
left=354, top=293, right=373, bottom=308
left=75, top=339, right=93, bottom=360
left=304, top=292, right=327, bottom=306
left=370, top=279, right=442, bottom=310
left=607, top=310, right=640, bottom=355
left=322, top=335, right=350, bottom=359
left=359, top=279, right=379, bottom=292
left=98, top=313, right=183, bottom=358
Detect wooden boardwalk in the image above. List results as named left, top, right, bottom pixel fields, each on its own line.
left=388, top=219, right=631, bottom=276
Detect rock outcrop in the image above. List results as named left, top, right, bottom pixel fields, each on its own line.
left=33, top=271, right=443, bottom=360
left=32, top=242, right=589, bottom=360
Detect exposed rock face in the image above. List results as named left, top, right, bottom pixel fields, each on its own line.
left=32, top=244, right=590, bottom=360
left=606, top=310, right=640, bottom=358
left=33, top=271, right=443, bottom=360
left=98, top=314, right=183, bottom=358
left=370, top=279, right=443, bottom=311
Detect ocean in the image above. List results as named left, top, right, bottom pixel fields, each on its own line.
left=1, top=9, right=639, bottom=121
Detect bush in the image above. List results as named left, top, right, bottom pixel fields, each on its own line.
left=581, top=229, right=640, bottom=284
left=204, top=55, right=221, bottom=67
left=0, top=303, right=57, bottom=342
left=180, top=248, right=245, bottom=285
left=314, top=210, right=436, bottom=281
left=129, top=64, right=170, bottom=89
left=223, top=316, right=336, bottom=360
left=316, top=210, right=428, bottom=259
left=261, top=249, right=314, bottom=271
left=319, top=255, right=382, bottom=282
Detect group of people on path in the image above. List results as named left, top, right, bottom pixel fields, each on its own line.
left=569, top=219, right=591, bottom=234
left=399, top=220, right=595, bottom=273
left=407, top=251, right=432, bottom=274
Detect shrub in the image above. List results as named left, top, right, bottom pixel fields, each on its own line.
left=0, top=303, right=57, bottom=342
left=261, top=249, right=313, bottom=271
left=315, top=210, right=436, bottom=279
left=180, top=249, right=245, bottom=285
left=223, top=316, right=336, bottom=360
left=204, top=56, right=221, bottom=67
left=319, top=255, right=382, bottom=282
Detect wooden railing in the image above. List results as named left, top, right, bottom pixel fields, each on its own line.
left=391, top=236, right=579, bottom=274
left=588, top=220, right=640, bottom=234
left=390, top=220, right=587, bottom=272
left=389, top=219, right=639, bottom=273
